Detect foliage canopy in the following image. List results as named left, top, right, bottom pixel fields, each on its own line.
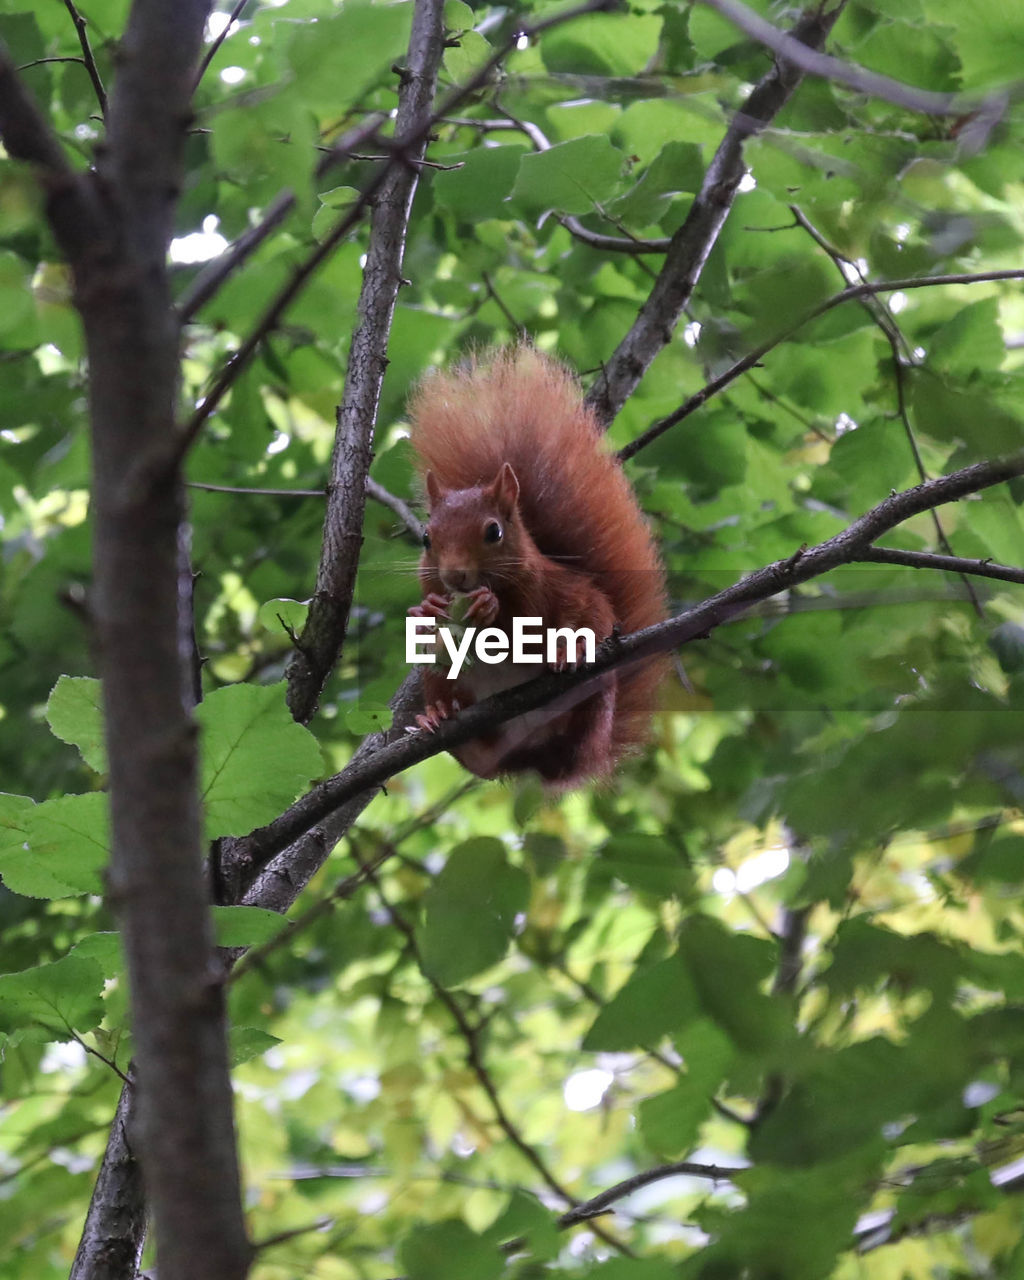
left=1, top=0, right=1024, bottom=1277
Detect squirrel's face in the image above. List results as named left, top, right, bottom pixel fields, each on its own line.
left=421, top=462, right=523, bottom=594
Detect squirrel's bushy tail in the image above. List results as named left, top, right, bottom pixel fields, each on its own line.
left=408, top=346, right=668, bottom=766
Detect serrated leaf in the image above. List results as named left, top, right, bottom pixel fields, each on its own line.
left=228, top=1026, right=282, bottom=1068
left=17, top=793, right=109, bottom=898
left=511, top=135, right=625, bottom=216
left=416, top=838, right=529, bottom=986
left=583, top=955, right=698, bottom=1051
left=46, top=675, right=106, bottom=773
left=541, top=12, right=662, bottom=77
left=211, top=905, right=287, bottom=948
left=198, top=682, right=322, bottom=838
left=0, top=956, right=105, bottom=1040
left=71, top=933, right=123, bottom=980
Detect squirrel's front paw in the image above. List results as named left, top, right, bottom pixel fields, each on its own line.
left=464, top=585, right=499, bottom=625
left=408, top=592, right=451, bottom=620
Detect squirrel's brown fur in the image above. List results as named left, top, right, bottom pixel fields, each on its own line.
left=407, top=346, right=667, bottom=788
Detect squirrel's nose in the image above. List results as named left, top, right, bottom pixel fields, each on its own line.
left=441, top=569, right=476, bottom=594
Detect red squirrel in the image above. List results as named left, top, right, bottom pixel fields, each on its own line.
left=406, top=346, right=667, bottom=790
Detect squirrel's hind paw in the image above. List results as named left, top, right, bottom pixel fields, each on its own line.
left=410, top=701, right=452, bottom=733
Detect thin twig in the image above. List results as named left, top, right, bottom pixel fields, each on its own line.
left=618, top=268, right=1024, bottom=461
left=789, top=204, right=984, bottom=619
left=699, top=0, right=1011, bottom=125
left=61, top=0, right=107, bottom=115
left=229, top=778, right=476, bottom=981
left=188, top=480, right=326, bottom=498
left=857, top=547, right=1024, bottom=585
left=558, top=1159, right=745, bottom=1225
left=251, top=1217, right=334, bottom=1252
left=358, top=851, right=633, bottom=1256
left=194, top=0, right=251, bottom=89
left=71, top=1031, right=133, bottom=1087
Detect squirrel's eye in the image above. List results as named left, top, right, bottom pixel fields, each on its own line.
left=422, top=531, right=431, bottom=550
left=484, top=521, right=503, bottom=544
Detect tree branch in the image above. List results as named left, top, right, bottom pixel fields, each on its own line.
left=62, top=0, right=107, bottom=116
left=284, top=0, right=447, bottom=724
left=584, top=3, right=843, bottom=429
left=699, top=0, right=1010, bottom=124
left=226, top=450, right=1024, bottom=886
left=0, top=44, right=103, bottom=259
left=857, top=547, right=1024, bottom=585
left=69, top=1082, right=146, bottom=1280
left=176, top=113, right=388, bottom=322
left=788, top=204, right=985, bottom=619
left=194, top=0, right=250, bottom=88
left=558, top=1159, right=745, bottom=1225
left=66, top=2, right=251, bottom=1277
left=358, top=853, right=632, bottom=1256
left=174, top=0, right=622, bottom=428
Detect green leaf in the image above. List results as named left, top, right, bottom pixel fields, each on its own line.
left=444, top=28, right=490, bottom=82
left=228, top=1026, right=282, bottom=1068
left=416, top=838, right=529, bottom=986
left=511, top=136, right=625, bottom=216
left=678, top=916, right=792, bottom=1056
left=433, top=144, right=527, bottom=221
left=990, top=622, right=1024, bottom=674
left=639, top=1020, right=734, bottom=1156
left=597, top=833, right=694, bottom=897
left=285, top=1, right=412, bottom=108
left=926, top=298, right=1004, bottom=374
left=211, top=905, right=287, bottom=948
left=0, top=249, right=35, bottom=343
left=342, top=701, right=393, bottom=735
left=70, top=933, right=123, bottom=980
left=257, top=598, right=309, bottom=636
left=17, top=793, right=109, bottom=898
left=198, top=681, right=322, bottom=838
left=483, top=1190, right=560, bottom=1261
left=0, top=956, right=105, bottom=1040
left=611, top=140, right=703, bottom=226
left=399, top=1220, right=503, bottom=1280
left=583, top=955, right=698, bottom=1051
left=45, top=675, right=106, bottom=773
left=541, top=12, right=662, bottom=77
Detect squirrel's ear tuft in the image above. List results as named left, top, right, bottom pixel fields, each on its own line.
left=425, top=471, right=444, bottom=505
left=491, top=461, right=520, bottom=513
